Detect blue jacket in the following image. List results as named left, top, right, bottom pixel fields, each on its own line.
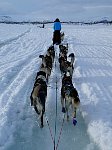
left=54, top=22, right=61, bottom=31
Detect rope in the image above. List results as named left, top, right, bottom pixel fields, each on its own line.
left=54, top=50, right=58, bottom=150
left=54, top=47, right=65, bottom=150
left=45, top=46, right=65, bottom=150
left=45, top=114, right=54, bottom=144
left=56, top=114, right=65, bottom=150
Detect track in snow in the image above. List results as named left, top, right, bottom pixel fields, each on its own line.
left=0, top=25, right=105, bottom=150
left=6, top=42, right=99, bottom=150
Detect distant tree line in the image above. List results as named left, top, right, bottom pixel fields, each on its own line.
left=0, top=21, right=53, bottom=25
left=0, top=20, right=112, bottom=25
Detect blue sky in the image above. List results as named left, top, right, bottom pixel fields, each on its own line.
left=0, top=0, right=112, bottom=20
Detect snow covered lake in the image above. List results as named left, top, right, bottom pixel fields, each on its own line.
left=0, top=23, right=112, bottom=150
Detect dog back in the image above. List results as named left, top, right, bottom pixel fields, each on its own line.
left=36, top=71, right=46, bottom=78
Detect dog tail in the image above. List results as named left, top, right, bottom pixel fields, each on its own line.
left=68, top=53, right=75, bottom=65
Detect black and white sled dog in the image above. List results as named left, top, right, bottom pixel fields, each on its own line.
left=30, top=71, right=47, bottom=128
left=61, top=72, right=80, bottom=126
left=66, top=53, right=75, bottom=77
left=39, top=46, right=55, bottom=82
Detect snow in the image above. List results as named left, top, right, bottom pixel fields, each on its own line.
left=0, top=23, right=112, bottom=150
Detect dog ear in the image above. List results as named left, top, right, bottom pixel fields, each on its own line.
left=39, top=55, right=44, bottom=58
left=68, top=53, right=75, bottom=57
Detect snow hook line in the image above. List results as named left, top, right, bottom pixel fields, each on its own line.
left=45, top=113, right=65, bottom=150
left=54, top=48, right=65, bottom=150
left=45, top=47, right=65, bottom=150
left=54, top=50, right=58, bottom=150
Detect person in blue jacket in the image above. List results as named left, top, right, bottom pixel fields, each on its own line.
left=53, top=18, right=61, bottom=45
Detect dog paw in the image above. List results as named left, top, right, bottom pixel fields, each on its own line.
left=73, top=117, right=77, bottom=126
left=62, top=107, right=66, bottom=113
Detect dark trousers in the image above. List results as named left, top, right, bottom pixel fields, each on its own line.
left=53, top=30, right=61, bottom=45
